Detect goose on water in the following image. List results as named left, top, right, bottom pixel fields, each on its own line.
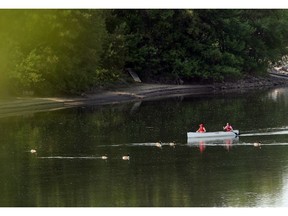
left=30, top=149, right=37, bottom=154
left=169, top=141, right=176, bottom=147
left=155, top=142, right=162, bottom=148
left=122, top=154, right=130, bottom=160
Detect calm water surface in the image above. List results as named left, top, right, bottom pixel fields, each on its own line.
left=1, top=87, right=288, bottom=207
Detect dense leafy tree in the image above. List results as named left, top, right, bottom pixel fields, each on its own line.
left=0, top=10, right=111, bottom=95
left=111, top=9, right=288, bottom=83
left=240, top=10, right=288, bottom=73
left=1, top=9, right=288, bottom=96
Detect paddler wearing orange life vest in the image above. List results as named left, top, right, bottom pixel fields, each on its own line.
left=196, top=123, right=206, bottom=133
left=223, top=123, right=233, bottom=132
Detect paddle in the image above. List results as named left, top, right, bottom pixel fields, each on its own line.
left=232, top=131, right=239, bottom=137
left=223, top=126, right=239, bottom=137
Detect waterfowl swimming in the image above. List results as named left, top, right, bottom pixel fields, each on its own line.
left=155, top=141, right=162, bottom=148
left=169, top=141, right=176, bottom=147
left=101, top=155, right=108, bottom=160
left=122, top=154, right=130, bottom=160
left=30, top=149, right=37, bottom=154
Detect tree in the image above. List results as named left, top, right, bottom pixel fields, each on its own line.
left=111, top=9, right=288, bottom=83
left=0, top=9, right=109, bottom=95
left=2, top=9, right=288, bottom=96
left=240, top=10, right=288, bottom=73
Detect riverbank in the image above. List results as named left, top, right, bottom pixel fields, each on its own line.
left=214, top=73, right=288, bottom=92
left=0, top=84, right=214, bottom=118
left=1, top=74, right=288, bottom=118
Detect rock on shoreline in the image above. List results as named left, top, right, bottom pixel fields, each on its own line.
left=213, top=75, right=288, bottom=92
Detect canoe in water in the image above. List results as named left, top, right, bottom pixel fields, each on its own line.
left=187, top=130, right=239, bottom=138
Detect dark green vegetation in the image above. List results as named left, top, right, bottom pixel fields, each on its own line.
left=1, top=9, right=288, bottom=96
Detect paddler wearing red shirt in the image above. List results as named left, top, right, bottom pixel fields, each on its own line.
left=223, top=123, right=233, bottom=132
left=196, top=124, right=206, bottom=133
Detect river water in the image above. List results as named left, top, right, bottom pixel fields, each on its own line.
left=1, top=87, right=288, bottom=207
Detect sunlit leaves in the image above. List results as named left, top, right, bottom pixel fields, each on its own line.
left=1, top=9, right=288, bottom=96
left=0, top=9, right=109, bottom=95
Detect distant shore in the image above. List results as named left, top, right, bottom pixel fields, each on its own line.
left=1, top=74, right=288, bottom=118
left=214, top=73, right=288, bottom=92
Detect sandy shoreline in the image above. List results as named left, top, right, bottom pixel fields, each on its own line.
left=1, top=74, right=288, bottom=118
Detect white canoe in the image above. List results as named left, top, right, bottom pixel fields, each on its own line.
left=187, top=130, right=239, bottom=138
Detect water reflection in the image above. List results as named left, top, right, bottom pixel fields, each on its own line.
left=267, top=88, right=288, bottom=102
left=187, top=137, right=239, bottom=152
left=1, top=87, right=288, bottom=206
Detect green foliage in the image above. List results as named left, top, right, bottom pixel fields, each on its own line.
left=1, top=9, right=288, bottom=96
left=0, top=9, right=116, bottom=95
left=94, top=68, right=121, bottom=85
left=113, top=9, right=288, bottom=82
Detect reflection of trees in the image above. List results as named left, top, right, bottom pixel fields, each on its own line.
left=1, top=89, right=288, bottom=206
left=26, top=147, right=288, bottom=206
left=0, top=139, right=286, bottom=206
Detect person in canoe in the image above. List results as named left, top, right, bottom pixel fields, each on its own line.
left=223, top=123, right=233, bottom=132
left=196, top=123, right=206, bottom=133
